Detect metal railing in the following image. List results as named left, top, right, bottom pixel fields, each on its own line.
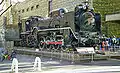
left=15, top=47, right=108, bottom=63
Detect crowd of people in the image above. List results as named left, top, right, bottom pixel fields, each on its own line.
left=94, top=36, right=120, bottom=52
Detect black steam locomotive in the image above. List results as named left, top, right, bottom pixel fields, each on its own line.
left=15, top=3, right=101, bottom=52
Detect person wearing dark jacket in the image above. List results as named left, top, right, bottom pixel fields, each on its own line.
left=0, top=51, right=5, bottom=61
left=10, top=50, right=17, bottom=60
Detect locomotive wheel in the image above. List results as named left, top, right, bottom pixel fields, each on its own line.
left=46, top=44, right=51, bottom=51
left=58, top=45, right=63, bottom=52
left=33, top=29, right=38, bottom=47
left=39, top=42, right=45, bottom=49
left=27, top=34, right=38, bottom=48
left=46, top=36, right=51, bottom=51
left=54, top=44, right=59, bottom=51
left=61, top=46, right=67, bottom=52
left=49, top=45, right=54, bottom=52
left=39, top=37, right=45, bottom=49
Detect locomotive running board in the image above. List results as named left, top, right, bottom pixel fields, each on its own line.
left=36, top=27, right=78, bottom=40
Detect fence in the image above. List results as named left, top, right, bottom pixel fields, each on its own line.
left=15, top=47, right=107, bottom=63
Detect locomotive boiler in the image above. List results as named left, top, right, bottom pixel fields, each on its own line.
left=15, top=3, right=101, bottom=52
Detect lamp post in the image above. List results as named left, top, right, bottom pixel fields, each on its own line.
left=48, top=0, right=52, bottom=17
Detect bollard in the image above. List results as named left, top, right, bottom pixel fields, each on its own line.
left=68, top=52, right=70, bottom=61
left=60, top=51, right=63, bottom=62
left=11, top=58, right=18, bottom=73
left=71, top=52, right=74, bottom=64
left=33, top=57, right=41, bottom=71
left=91, top=52, right=94, bottom=62
left=40, top=48, right=43, bottom=58
left=50, top=50, right=53, bottom=60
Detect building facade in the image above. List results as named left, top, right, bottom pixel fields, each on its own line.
left=14, top=0, right=88, bottom=18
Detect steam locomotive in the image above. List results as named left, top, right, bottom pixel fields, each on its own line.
left=15, top=2, right=101, bottom=52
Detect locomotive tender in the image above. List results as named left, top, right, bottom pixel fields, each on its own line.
left=15, top=2, right=101, bottom=52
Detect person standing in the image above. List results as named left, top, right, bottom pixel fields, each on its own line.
left=0, top=51, right=5, bottom=61
left=112, top=36, right=117, bottom=52
left=102, top=41, right=105, bottom=51
left=105, top=40, right=109, bottom=51
left=10, top=50, right=17, bottom=60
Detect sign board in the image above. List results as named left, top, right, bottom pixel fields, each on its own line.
left=76, top=47, right=95, bottom=54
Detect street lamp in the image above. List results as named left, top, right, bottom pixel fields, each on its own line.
left=48, top=0, right=52, bottom=17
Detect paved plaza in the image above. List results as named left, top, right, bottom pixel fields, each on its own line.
left=0, top=54, right=120, bottom=73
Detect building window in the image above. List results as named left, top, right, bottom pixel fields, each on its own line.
left=26, top=8, right=29, bottom=11
left=18, top=10, right=20, bottom=13
left=22, top=9, right=24, bottom=13
left=36, top=5, right=39, bottom=9
left=31, top=6, right=34, bottom=10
